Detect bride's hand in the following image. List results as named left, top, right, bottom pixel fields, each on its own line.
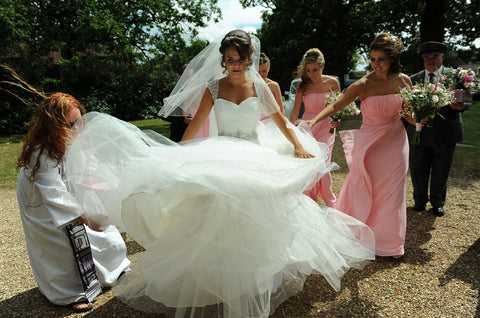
left=304, top=119, right=316, bottom=128
left=294, top=145, right=315, bottom=159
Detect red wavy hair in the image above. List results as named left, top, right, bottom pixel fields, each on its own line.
left=17, top=93, right=86, bottom=181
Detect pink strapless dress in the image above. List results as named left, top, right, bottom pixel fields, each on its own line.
left=194, top=119, right=210, bottom=139
left=302, top=93, right=336, bottom=207
left=334, top=94, right=408, bottom=257
left=190, top=108, right=210, bottom=139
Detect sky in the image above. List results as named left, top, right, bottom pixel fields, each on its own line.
left=196, top=0, right=266, bottom=42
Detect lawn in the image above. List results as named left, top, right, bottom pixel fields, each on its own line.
left=1, top=101, right=478, bottom=189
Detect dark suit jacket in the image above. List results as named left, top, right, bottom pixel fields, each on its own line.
left=406, top=68, right=464, bottom=145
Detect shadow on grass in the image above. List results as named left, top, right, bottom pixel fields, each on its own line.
left=271, top=198, right=437, bottom=317
left=450, top=145, right=480, bottom=186
left=0, top=287, right=163, bottom=318
left=84, top=296, right=164, bottom=317
left=439, top=238, right=480, bottom=318
left=403, top=208, right=436, bottom=264
left=0, top=288, right=76, bottom=318
left=271, top=258, right=402, bottom=318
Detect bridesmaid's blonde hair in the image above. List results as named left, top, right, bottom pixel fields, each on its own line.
left=296, top=48, right=325, bottom=91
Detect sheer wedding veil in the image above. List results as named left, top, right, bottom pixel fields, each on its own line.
left=158, top=30, right=280, bottom=118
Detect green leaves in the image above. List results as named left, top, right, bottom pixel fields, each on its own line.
left=243, top=0, right=480, bottom=90
left=0, top=0, right=217, bottom=130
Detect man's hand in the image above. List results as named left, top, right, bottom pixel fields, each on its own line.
left=449, top=102, right=463, bottom=110
left=330, top=120, right=341, bottom=129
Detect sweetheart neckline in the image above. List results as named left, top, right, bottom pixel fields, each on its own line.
left=216, top=96, right=257, bottom=106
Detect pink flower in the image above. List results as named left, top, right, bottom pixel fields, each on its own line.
left=462, top=75, right=474, bottom=82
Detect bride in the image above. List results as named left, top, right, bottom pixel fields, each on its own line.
left=177, top=29, right=312, bottom=159
left=66, top=30, right=375, bottom=318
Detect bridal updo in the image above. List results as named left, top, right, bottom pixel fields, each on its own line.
left=296, top=48, right=325, bottom=91
left=220, top=29, right=254, bottom=71
left=369, top=33, right=404, bottom=75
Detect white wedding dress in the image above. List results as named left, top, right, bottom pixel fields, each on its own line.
left=65, top=80, right=375, bottom=317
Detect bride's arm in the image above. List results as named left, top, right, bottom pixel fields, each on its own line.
left=270, top=112, right=314, bottom=158
left=258, top=80, right=313, bottom=158
left=181, top=89, right=213, bottom=141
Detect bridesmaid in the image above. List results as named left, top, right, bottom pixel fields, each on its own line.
left=259, top=52, right=284, bottom=113
left=290, top=48, right=339, bottom=207
left=304, top=34, right=414, bottom=258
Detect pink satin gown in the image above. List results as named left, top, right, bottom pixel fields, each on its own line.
left=335, top=94, right=408, bottom=257
left=190, top=108, right=210, bottom=139
left=302, top=93, right=336, bottom=207
left=194, top=119, right=210, bottom=139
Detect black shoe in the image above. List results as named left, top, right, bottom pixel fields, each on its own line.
left=432, top=206, right=444, bottom=217
left=412, top=204, right=426, bottom=212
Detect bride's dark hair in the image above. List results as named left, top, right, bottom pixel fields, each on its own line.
left=369, top=33, right=404, bottom=75
left=219, top=29, right=254, bottom=71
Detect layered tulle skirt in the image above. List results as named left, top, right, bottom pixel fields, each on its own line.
left=66, top=112, right=375, bottom=318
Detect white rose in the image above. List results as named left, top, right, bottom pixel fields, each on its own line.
left=432, top=95, right=439, bottom=103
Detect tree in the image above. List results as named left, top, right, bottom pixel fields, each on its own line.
left=381, top=0, right=480, bottom=72
left=241, top=0, right=480, bottom=90
left=0, top=0, right=219, bottom=132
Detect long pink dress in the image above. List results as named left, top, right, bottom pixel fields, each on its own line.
left=335, top=94, right=408, bottom=257
left=302, top=93, right=336, bottom=207
left=194, top=119, right=210, bottom=138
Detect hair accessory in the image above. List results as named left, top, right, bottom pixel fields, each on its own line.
left=224, top=35, right=237, bottom=42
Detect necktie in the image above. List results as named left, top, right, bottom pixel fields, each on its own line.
left=428, top=73, right=435, bottom=83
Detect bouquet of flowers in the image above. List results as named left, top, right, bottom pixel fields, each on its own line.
left=398, top=83, right=454, bottom=145
left=441, top=67, right=479, bottom=103
left=325, top=91, right=361, bottom=133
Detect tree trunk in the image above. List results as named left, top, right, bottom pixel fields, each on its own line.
left=420, top=0, right=446, bottom=42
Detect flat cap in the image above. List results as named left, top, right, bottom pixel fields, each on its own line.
left=419, top=41, right=447, bottom=57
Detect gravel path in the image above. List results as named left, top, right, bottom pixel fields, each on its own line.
left=1, top=167, right=479, bottom=318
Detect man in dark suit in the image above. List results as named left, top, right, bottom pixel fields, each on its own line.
left=406, top=41, right=465, bottom=217
left=161, top=64, right=191, bottom=142
left=162, top=109, right=191, bottom=142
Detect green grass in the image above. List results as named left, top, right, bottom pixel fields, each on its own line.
left=452, top=100, right=480, bottom=171
left=459, top=100, right=480, bottom=147
left=129, top=118, right=170, bottom=136
left=0, top=134, right=24, bottom=188
left=1, top=102, right=478, bottom=189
